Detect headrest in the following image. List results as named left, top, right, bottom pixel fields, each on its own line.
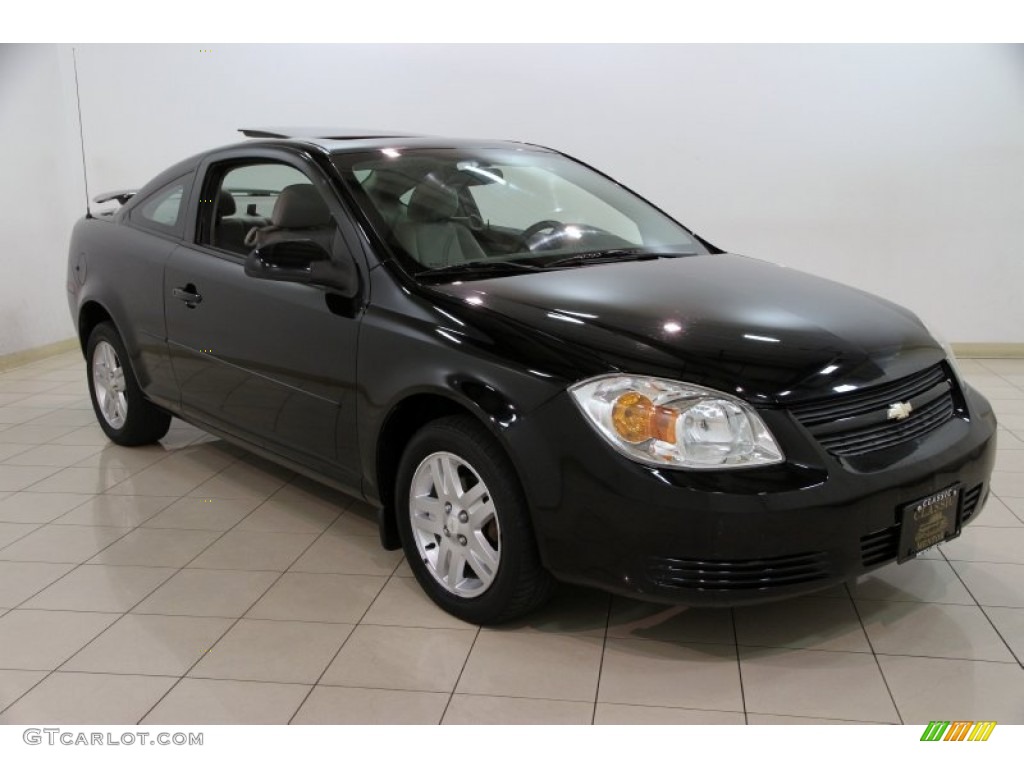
left=217, top=189, right=236, bottom=217
left=272, top=184, right=331, bottom=228
left=407, top=181, right=459, bottom=222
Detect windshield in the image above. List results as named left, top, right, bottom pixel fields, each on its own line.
left=333, top=147, right=706, bottom=279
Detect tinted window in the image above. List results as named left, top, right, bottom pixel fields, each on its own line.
left=131, top=177, right=191, bottom=236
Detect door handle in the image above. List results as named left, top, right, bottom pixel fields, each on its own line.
left=172, top=284, right=202, bottom=308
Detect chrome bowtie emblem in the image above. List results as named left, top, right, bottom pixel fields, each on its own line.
left=887, top=401, right=913, bottom=421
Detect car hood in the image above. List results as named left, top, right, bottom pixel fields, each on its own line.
left=427, top=253, right=944, bottom=404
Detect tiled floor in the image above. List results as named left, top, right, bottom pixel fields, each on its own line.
left=0, top=351, right=1022, bottom=725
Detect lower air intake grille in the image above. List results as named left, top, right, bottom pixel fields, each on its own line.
left=647, top=552, right=831, bottom=591
left=860, top=526, right=900, bottom=567
left=961, top=483, right=984, bottom=523
left=859, top=482, right=984, bottom=568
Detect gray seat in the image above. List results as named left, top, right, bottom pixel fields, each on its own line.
left=394, top=181, right=487, bottom=269
left=245, top=184, right=335, bottom=254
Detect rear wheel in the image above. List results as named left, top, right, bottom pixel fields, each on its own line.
left=86, top=322, right=171, bottom=446
left=396, top=415, right=553, bottom=625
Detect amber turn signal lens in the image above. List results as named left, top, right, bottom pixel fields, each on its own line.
left=611, top=392, right=678, bottom=444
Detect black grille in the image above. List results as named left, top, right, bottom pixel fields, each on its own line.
left=790, top=364, right=958, bottom=457
left=860, top=526, right=900, bottom=567
left=961, top=483, right=984, bottom=523
left=647, top=552, right=831, bottom=591
left=858, top=483, right=984, bottom=568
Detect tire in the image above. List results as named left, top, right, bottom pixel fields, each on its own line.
left=86, top=322, right=172, bottom=446
left=396, top=415, right=553, bottom=625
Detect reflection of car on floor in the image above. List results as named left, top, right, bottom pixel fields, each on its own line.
left=67, top=127, right=997, bottom=623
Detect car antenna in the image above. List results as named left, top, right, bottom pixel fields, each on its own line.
left=72, top=47, right=92, bottom=218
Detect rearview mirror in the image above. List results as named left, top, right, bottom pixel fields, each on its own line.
left=245, top=239, right=356, bottom=296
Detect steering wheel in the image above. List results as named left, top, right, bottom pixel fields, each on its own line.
left=517, top=220, right=565, bottom=251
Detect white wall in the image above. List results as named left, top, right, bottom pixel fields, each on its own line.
left=2, top=44, right=1022, bottom=355
left=0, top=45, right=87, bottom=355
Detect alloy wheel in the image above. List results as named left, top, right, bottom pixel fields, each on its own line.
left=409, top=451, right=501, bottom=598
left=92, top=340, right=128, bottom=429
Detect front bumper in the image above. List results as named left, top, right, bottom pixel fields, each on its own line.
left=506, top=384, right=998, bottom=606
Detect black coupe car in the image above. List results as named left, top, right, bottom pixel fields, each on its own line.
left=67, top=128, right=997, bottom=624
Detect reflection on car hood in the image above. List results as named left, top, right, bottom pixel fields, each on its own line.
left=428, top=253, right=944, bottom=404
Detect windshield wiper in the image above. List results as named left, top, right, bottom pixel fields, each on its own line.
left=543, top=249, right=698, bottom=268
left=415, top=259, right=545, bottom=280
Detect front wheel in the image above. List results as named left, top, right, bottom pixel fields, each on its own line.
left=396, top=415, right=553, bottom=625
left=86, top=322, right=171, bottom=446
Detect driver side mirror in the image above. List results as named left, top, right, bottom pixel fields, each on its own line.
left=244, top=239, right=356, bottom=296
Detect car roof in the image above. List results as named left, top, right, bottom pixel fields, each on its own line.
left=235, top=127, right=548, bottom=154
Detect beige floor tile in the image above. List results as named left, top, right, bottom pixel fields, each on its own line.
left=0, top=491, right=94, bottom=524
left=54, top=494, right=176, bottom=527
left=992, top=471, right=1024, bottom=498
left=997, top=430, right=1024, bottom=450
left=292, top=686, right=447, bottom=724
left=49, top=425, right=111, bottom=446
left=186, top=460, right=292, bottom=501
left=489, top=586, right=609, bottom=637
left=322, top=624, right=476, bottom=692
left=26, top=409, right=97, bottom=428
left=89, top=528, right=221, bottom=567
left=457, top=630, right=604, bottom=702
left=63, top=614, right=233, bottom=676
left=950, top=561, right=1024, bottom=607
left=143, top=496, right=259, bottom=531
left=0, top=379, right=60, bottom=394
left=143, top=679, right=310, bottom=725
left=189, top=530, right=317, bottom=571
left=247, top=572, right=386, bottom=623
left=329, top=505, right=378, bottom=537
left=17, top=394, right=84, bottom=409
left=0, top=465, right=61, bottom=492
left=0, top=669, right=47, bottom=711
left=0, top=522, right=37, bottom=549
left=1003, top=496, right=1024, bottom=522
left=73, top=444, right=177, bottom=474
left=0, top=444, right=34, bottom=462
left=851, top=558, right=975, bottom=604
left=235, top=497, right=341, bottom=534
left=0, top=525, right=130, bottom=563
left=734, top=597, right=870, bottom=653
left=289, top=533, right=403, bottom=576
left=942, top=527, right=1024, bottom=564
left=0, top=406, right=56, bottom=425
left=981, top=607, right=1024, bottom=662
left=190, top=619, right=353, bottom=684
left=27, top=466, right=135, bottom=494
left=747, top=713, right=882, bottom=725
left=857, top=601, right=1015, bottom=662
left=607, top=598, right=735, bottom=644
left=595, top=702, right=746, bottom=725
left=0, top=561, right=75, bottom=607
left=0, top=609, right=119, bottom=669
left=25, top=565, right=176, bottom=612
left=0, top=672, right=177, bottom=724
left=266, top=477, right=354, bottom=518
left=105, top=459, right=219, bottom=497
left=2, top=444, right=101, bottom=467
left=878, top=655, right=1024, bottom=723
left=0, top=425, right=77, bottom=446
left=362, top=577, right=477, bottom=630
left=994, top=450, right=1024, bottom=473
left=133, top=568, right=279, bottom=618
left=739, top=647, right=900, bottom=723
left=598, top=638, right=742, bottom=711
left=971, top=496, right=1024, bottom=527
left=445, top=694, right=594, bottom=724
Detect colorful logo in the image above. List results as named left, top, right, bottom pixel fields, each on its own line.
left=920, top=721, right=997, bottom=741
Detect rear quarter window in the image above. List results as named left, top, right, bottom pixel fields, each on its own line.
left=130, top=174, right=193, bottom=237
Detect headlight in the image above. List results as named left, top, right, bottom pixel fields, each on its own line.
left=569, top=375, right=784, bottom=470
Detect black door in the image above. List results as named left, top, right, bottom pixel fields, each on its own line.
left=164, top=153, right=364, bottom=487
